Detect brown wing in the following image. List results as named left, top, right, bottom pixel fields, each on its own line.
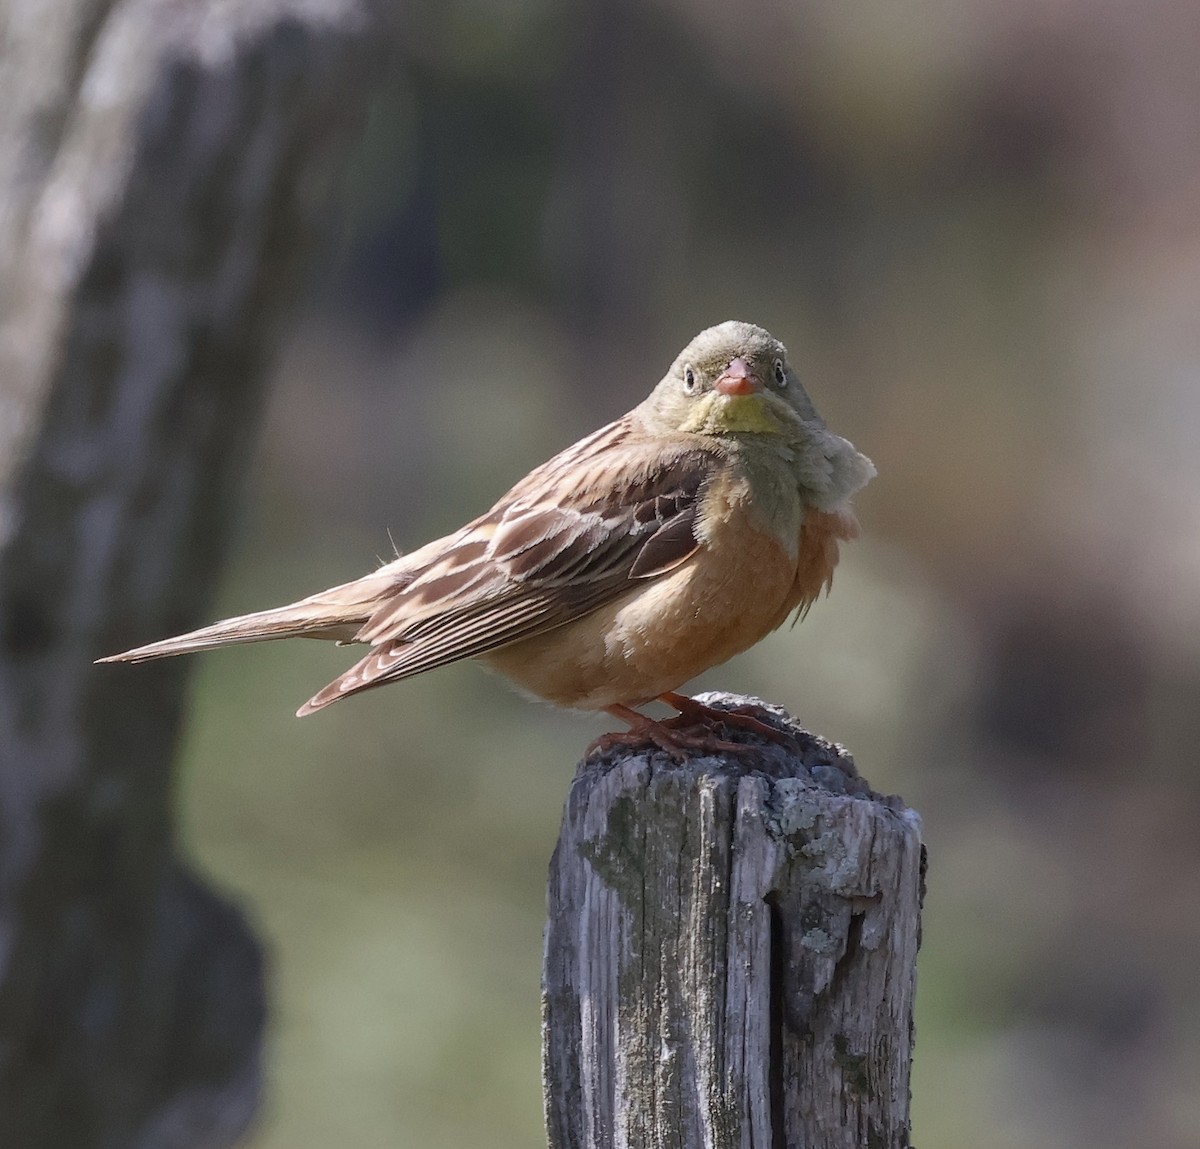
left=298, top=424, right=721, bottom=713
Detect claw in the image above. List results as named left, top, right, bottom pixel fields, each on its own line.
left=587, top=697, right=798, bottom=761
left=658, top=692, right=802, bottom=755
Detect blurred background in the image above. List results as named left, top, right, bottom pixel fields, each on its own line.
left=163, top=0, right=1200, bottom=1146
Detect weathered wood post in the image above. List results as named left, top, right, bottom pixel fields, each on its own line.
left=543, top=692, right=923, bottom=1149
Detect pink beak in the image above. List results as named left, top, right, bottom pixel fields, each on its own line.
left=714, top=357, right=761, bottom=396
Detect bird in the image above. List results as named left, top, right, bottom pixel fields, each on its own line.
left=99, top=321, right=875, bottom=755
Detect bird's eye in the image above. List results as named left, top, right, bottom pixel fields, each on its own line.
left=773, top=359, right=787, bottom=388
left=683, top=365, right=697, bottom=393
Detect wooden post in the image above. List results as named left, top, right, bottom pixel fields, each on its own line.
left=543, top=693, right=923, bottom=1149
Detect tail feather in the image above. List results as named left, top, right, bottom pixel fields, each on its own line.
left=96, top=610, right=355, bottom=664
left=95, top=575, right=400, bottom=665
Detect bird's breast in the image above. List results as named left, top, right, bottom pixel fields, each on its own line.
left=484, top=482, right=852, bottom=710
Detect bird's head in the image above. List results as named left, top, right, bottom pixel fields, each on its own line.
left=639, top=320, right=876, bottom=507
left=641, top=320, right=823, bottom=440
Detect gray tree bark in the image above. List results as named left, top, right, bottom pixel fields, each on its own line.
left=0, top=1, right=378, bottom=1145
left=543, top=693, right=924, bottom=1149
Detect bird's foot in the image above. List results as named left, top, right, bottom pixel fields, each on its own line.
left=587, top=721, right=749, bottom=762
left=658, top=692, right=802, bottom=755
left=588, top=700, right=792, bottom=762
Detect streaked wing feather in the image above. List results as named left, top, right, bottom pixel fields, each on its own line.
left=301, top=426, right=722, bottom=712
left=298, top=580, right=627, bottom=714
left=628, top=508, right=701, bottom=578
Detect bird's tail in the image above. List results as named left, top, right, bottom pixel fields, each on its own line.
left=96, top=574, right=397, bottom=665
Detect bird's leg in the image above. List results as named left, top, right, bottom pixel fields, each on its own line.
left=658, top=691, right=802, bottom=753
left=587, top=704, right=750, bottom=761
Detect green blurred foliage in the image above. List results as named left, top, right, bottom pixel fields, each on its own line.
left=175, top=0, right=1200, bottom=1145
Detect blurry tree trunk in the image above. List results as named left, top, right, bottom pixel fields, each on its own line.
left=0, top=1, right=378, bottom=1145
left=542, top=695, right=924, bottom=1149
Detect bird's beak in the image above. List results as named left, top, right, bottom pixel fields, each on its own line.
left=714, top=358, right=762, bottom=396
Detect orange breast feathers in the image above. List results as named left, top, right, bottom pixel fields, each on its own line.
left=483, top=501, right=858, bottom=711
left=786, top=506, right=860, bottom=621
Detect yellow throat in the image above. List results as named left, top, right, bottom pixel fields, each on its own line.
left=682, top=392, right=783, bottom=436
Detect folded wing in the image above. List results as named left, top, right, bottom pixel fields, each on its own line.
left=298, top=427, right=720, bottom=714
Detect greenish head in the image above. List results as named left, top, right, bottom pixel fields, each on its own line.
left=639, top=320, right=876, bottom=510
left=641, top=320, right=823, bottom=438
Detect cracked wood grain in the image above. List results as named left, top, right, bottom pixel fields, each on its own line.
left=543, top=694, right=924, bottom=1149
